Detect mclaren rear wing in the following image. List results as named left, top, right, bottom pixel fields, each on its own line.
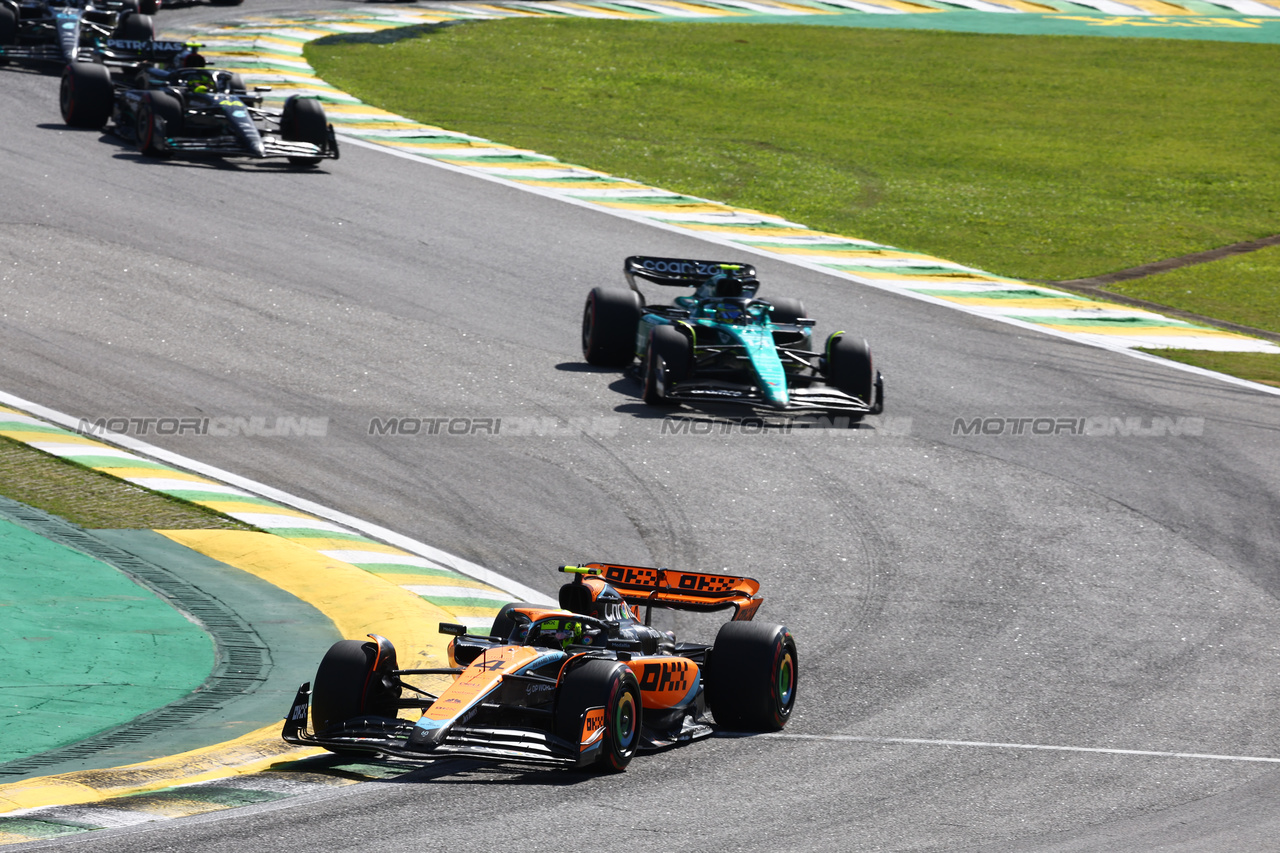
left=570, top=562, right=764, bottom=622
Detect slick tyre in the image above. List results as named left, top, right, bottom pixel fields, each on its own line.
left=556, top=659, right=641, bottom=772
left=707, top=621, right=797, bottom=731
left=768, top=296, right=808, bottom=346
left=310, top=638, right=401, bottom=738
left=824, top=333, right=876, bottom=412
left=582, top=287, right=642, bottom=367
left=0, top=6, right=17, bottom=64
left=60, top=61, right=113, bottom=129
left=489, top=602, right=526, bottom=642
left=136, top=90, right=181, bottom=157
left=114, top=11, right=153, bottom=41
left=642, top=324, right=690, bottom=406
left=280, top=95, right=328, bottom=167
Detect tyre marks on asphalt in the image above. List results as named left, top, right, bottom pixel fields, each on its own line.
left=172, top=3, right=1279, bottom=356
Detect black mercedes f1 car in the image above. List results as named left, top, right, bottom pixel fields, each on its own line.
left=60, top=46, right=339, bottom=167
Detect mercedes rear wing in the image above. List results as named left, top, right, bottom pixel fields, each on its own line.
left=566, top=562, right=764, bottom=622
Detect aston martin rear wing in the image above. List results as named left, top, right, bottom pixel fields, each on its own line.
left=569, top=562, right=764, bottom=621
left=624, top=256, right=757, bottom=290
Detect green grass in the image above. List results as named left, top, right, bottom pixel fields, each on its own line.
left=1107, top=244, right=1280, bottom=335
left=307, top=20, right=1280, bottom=288
left=0, top=437, right=251, bottom=530
left=1140, top=350, right=1280, bottom=387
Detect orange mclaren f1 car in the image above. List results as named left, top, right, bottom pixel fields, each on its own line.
left=281, top=563, right=797, bottom=771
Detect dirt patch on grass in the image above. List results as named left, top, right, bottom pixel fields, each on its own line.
left=0, top=437, right=253, bottom=530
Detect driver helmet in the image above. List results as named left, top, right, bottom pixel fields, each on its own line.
left=715, top=302, right=747, bottom=323
left=186, top=70, right=215, bottom=95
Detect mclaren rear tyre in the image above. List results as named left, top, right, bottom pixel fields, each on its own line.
left=706, top=621, right=797, bottom=731
left=641, top=324, right=690, bottom=406
left=114, top=11, right=153, bottom=41
left=280, top=95, right=328, bottom=168
left=556, top=659, right=641, bottom=772
left=582, top=287, right=643, bottom=367
left=136, top=90, right=182, bottom=158
left=824, top=333, right=877, bottom=414
left=60, top=61, right=114, bottom=129
left=310, top=637, right=402, bottom=739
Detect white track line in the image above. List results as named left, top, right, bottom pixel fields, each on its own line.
left=770, top=733, right=1280, bottom=764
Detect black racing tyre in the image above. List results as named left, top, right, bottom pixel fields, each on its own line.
left=310, top=638, right=401, bottom=736
left=489, top=601, right=525, bottom=642
left=60, top=61, right=114, bottom=129
left=706, top=621, right=797, bottom=731
left=581, top=287, right=642, bottom=367
left=555, top=659, right=641, bottom=772
left=824, top=333, right=876, bottom=409
left=280, top=94, right=328, bottom=167
left=768, top=296, right=808, bottom=346
left=116, top=0, right=140, bottom=12
left=113, top=11, right=153, bottom=40
left=226, top=71, right=246, bottom=94
left=768, top=296, right=806, bottom=325
left=641, top=323, right=690, bottom=406
left=136, top=89, right=181, bottom=157
left=0, top=6, right=17, bottom=60
left=209, top=0, right=245, bottom=5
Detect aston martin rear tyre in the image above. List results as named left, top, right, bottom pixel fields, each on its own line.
left=556, top=659, right=641, bottom=772
left=706, top=620, right=797, bottom=731
left=582, top=287, right=643, bottom=366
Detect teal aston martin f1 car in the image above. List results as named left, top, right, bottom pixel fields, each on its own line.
left=582, top=256, right=883, bottom=417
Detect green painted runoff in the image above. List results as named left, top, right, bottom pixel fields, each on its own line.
left=0, top=516, right=213, bottom=762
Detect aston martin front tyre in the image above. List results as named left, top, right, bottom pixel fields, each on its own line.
left=60, top=61, right=114, bottom=129
left=582, top=287, right=642, bottom=366
left=824, top=333, right=876, bottom=410
left=556, top=659, right=641, bottom=772
left=642, top=324, right=689, bottom=406
left=280, top=95, right=328, bottom=168
left=706, top=621, right=797, bottom=731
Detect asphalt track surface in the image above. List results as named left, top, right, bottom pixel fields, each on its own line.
left=3, top=2, right=1280, bottom=849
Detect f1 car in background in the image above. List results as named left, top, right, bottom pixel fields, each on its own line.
left=0, top=0, right=153, bottom=67
left=60, top=47, right=339, bottom=167
left=283, top=563, right=797, bottom=772
left=582, top=256, right=884, bottom=417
